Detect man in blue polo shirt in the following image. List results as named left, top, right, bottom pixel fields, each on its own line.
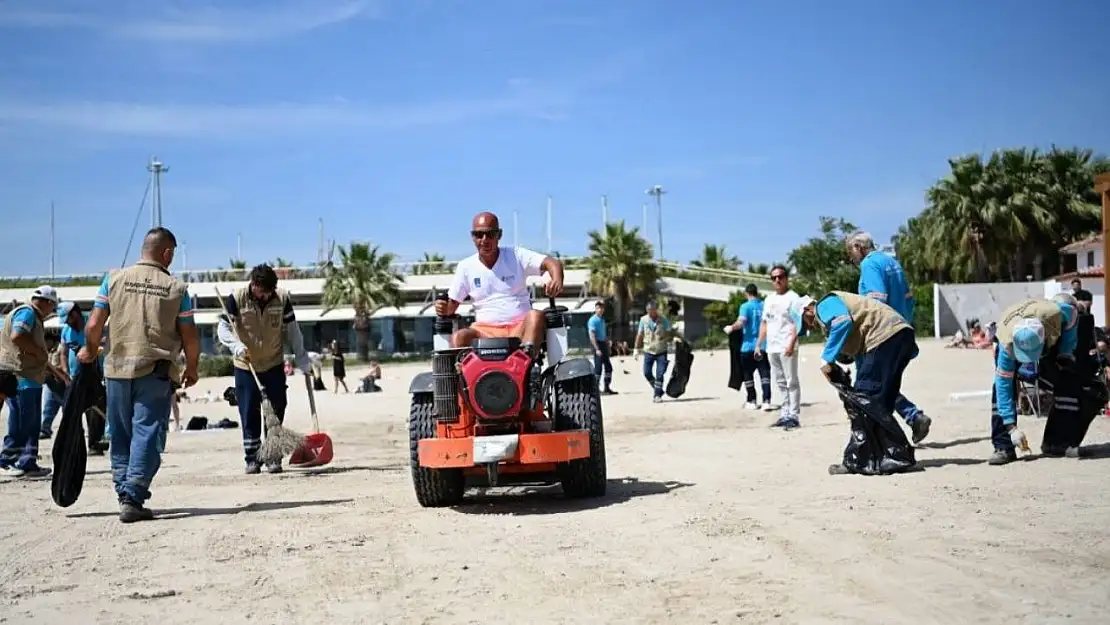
left=725, top=284, right=772, bottom=412
left=587, top=300, right=616, bottom=395
left=847, top=231, right=932, bottom=444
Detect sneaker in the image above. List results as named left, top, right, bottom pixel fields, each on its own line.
left=0, top=465, right=26, bottom=478
left=760, top=402, right=773, bottom=411
left=88, top=446, right=105, bottom=457
left=244, top=461, right=262, bottom=475
left=770, top=417, right=791, bottom=428
left=19, top=466, right=51, bottom=478
left=743, top=402, right=758, bottom=410
left=781, top=418, right=800, bottom=431
left=652, top=396, right=662, bottom=403
left=263, top=462, right=283, bottom=474
left=988, top=448, right=1018, bottom=466
left=602, top=388, right=618, bottom=395
left=910, top=414, right=932, bottom=445
left=119, top=502, right=155, bottom=523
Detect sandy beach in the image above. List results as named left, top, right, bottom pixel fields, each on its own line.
left=1, top=339, right=1108, bottom=625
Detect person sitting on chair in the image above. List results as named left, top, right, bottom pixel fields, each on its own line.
left=357, top=360, right=382, bottom=393
left=435, top=211, right=565, bottom=356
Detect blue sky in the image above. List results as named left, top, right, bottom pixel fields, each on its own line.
left=1, top=0, right=1107, bottom=277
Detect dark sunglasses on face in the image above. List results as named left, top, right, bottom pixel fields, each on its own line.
left=471, top=229, right=501, bottom=239
left=770, top=274, right=786, bottom=281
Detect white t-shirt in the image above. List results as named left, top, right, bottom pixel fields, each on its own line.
left=762, top=290, right=800, bottom=353
left=448, top=246, right=547, bottom=324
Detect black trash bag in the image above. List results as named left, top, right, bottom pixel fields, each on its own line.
left=1042, top=365, right=1105, bottom=451
left=727, top=330, right=743, bottom=391
left=313, top=376, right=326, bottom=392
left=51, top=362, right=104, bottom=507
left=830, top=379, right=916, bottom=476
left=665, top=340, right=694, bottom=399
left=222, top=386, right=238, bottom=407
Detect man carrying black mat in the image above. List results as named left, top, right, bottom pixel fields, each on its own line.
left=80, top=228, right=200, bottom=523
left=217, top=263, right=312, bottom=475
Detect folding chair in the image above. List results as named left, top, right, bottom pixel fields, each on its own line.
left=1016, top=362, right=1053, bottom=418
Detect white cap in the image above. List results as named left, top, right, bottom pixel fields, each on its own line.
left=790, top=295, right=815, bottom=318
left=31, top=285, right=59, bottom=304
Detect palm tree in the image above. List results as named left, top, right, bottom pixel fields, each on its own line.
left=746, top=262, right=770, bottom=275
left=585, top=221, right=659, bottom=342
left=690, top=244, right=741, bottom=271
left=412, top=252, right=452, bottom=275
left=321, top=241, right=404, bottom=361
left=271, top=257, right=296, bottom=280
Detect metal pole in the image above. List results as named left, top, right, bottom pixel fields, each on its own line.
left=601, top=194, right=609, bottom=228
left=147, top=156, right=168, bottom=227
left=545, top=195, right=553, bottom=253
left=49, top=201, right=55, bottom=279
left=236, top=233, right=242, bottom=262
left=642, top=203, right=649, bottom=243
left=317, top=218, right=325, bottom=265
left=646, top=185, right=666, bottom=261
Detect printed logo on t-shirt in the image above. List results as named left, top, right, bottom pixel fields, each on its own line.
left=474, top=277, right=481, bottom=287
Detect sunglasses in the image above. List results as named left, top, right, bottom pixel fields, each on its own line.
left=471, top=229, right=501, bottom=239
left=770, top=274, right=787, bottom=281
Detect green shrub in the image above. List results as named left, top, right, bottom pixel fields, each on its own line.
left=198, top=355, right=234, bottom=378
left=913, top=283, right=934, bottom=337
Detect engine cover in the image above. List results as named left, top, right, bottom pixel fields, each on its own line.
left=458, top=349, right=531, bottom=419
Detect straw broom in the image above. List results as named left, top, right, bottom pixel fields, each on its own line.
left=213, top=288, right=304, bottom=465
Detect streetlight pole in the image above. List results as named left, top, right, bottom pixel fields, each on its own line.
left=147, top=156, right=169, bottom=228
left=646, top=184, right=666, bottom=261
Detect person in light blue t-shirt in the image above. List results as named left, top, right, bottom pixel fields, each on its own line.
left=725, top=284, right=772, bottom=411
left=847, top=231, right=932, bottom=444
left=586, top=301, right=617, bottom=394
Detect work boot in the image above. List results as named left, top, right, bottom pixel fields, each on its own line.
left=1040, top=444, right=1067, bottom=458
left=988, top=448, right=1017, bottom=466
left=119, top=501, right=155, bottom=523
left=910, top=414, right=932, bottom=445
left=264, top=462, right=283, bottom=474
left=244, top=461, right=262, bottom=475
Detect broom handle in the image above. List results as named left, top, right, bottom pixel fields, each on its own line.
left=212, top=287, right=268, bottom=395
left=303, top=373, right=321, bottom=434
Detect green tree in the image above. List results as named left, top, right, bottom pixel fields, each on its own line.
left=412, top=252, right=455, bottom=275
left=786, top=217, right=861, bottom=297
left=585, top=221, right=659, bottom=342
left=321, top=242, right=404, bottom=361
left=690, top=244, right=741, bottom=271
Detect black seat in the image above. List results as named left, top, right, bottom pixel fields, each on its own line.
left=472, top=337, right=523, bottom=353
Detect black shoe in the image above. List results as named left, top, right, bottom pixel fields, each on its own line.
left=245, top=461, right=262, bottom=475
left=119, top=501, right=155, bottom=523
left=39, top=430, right=52, bottom=440
left=988, top=448, right=1018, bottom=466
left=88, top=446, right=105, bottom=457
left=910, top=414, right=932, bottom=445
left=602, top=388, right=617, bottom=395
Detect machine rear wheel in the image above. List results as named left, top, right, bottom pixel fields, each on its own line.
left=409, top=393, right=465, bottom=507
left=553, top=375, right=607, bottom=498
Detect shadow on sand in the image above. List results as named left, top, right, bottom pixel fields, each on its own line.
left=665, top=396, right=718, bottom=403
left=295, top=464, right=407, bottom=477
left=918, top=436, right=991, bottom=450
left=66, top=498, right=353, bottom=520
left=450, top=477, right=693, bottom=516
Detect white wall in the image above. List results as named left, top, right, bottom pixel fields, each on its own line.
left=934, top=281, right=1106, bottom=338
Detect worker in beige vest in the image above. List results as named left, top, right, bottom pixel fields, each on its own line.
left=0, top=286, right=62, bottom=479
left=216, top=263, right=311, bottom=475
left=792, top=291, right=919, bottom=418
left=633, top=301, right=681, bottom=403
left=79, top=228, right=200, bottom=523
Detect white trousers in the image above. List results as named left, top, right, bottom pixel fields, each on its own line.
left=768, top=352, right=801, bottom=418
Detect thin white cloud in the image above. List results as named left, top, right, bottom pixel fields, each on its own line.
left=0, top=0, right=377, bottom=43
left=0, top=90, right=569, bottom=138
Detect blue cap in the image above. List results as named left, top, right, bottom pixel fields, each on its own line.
left=1011, top=318, right=1045, bottom=364
left=1056, top=301, right=1077, bottom=330
left=56, top=302, right=75, bottom=319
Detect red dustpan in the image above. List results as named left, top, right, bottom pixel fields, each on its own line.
left=289, top=373, right=333, bottom=468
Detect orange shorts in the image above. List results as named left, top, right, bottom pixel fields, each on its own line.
left=469, top=313, right=528, bottom=338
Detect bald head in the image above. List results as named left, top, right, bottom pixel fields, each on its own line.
left=472, top=212, right=500, bottom=230
left=141, top=227, right=178, bottom=267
